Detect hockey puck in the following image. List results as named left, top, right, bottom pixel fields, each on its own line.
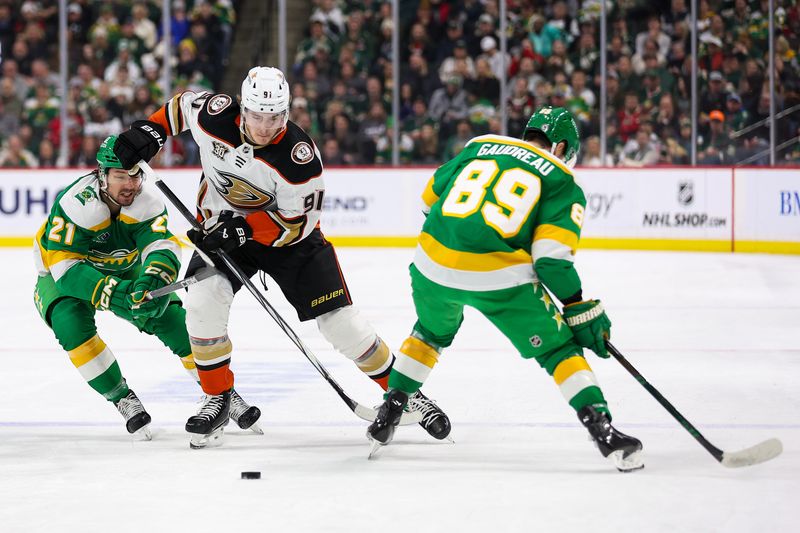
left=241, top=471, right=261, bottom=480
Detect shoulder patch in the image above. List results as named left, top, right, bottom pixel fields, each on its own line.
left=59, top=175, right=109, bottom=230
left=291, top=142, right=314, bottom=165
left=207, top=94, right=232, bottom=115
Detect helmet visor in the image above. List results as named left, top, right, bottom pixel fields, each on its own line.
left=242, top=108, right=288, bottom=144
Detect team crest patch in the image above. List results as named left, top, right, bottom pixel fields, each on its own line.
left=211, top=140, right=229, bottom=160
left=207, top=94, right=232, bottom=115
left=291, top=142, right=314, bottom=165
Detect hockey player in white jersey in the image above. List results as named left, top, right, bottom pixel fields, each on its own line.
left=113, top=66, right=451, bottom=447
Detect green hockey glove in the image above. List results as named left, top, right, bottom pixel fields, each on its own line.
left=91, top=276, right=135, bottom=319
left=128, top=290, right=170, bottom=320
left=562, top=299, right=611, bottom=358
left=134, top=259, right=178, bottom=294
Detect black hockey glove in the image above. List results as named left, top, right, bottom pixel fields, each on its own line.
left=188, top=211, right=253, bottom=254
left=114, top=120, right=167, bottom=169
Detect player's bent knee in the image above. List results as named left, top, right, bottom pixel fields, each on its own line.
left=316, top=305, right=377, bottom=359
left=184, top=271, right=234, bottom=338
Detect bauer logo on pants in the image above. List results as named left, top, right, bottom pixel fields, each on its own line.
left=311, top=289, right=344, bottom=308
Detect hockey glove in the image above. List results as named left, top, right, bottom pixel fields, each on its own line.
left=128, top=289, right=170, bottom=320
left=114, top=120, right=167, bottom=169
left=128, top=260, right=178, bottom=320
left=187, top=211, right=252, bottom=254
left=91, top=276, right=136, bottom=320
left=562, top=299, right=611, bottom=358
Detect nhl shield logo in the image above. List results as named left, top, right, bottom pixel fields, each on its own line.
left=529, top=335, right=542, bottom=348
left=678, top=181, right=694, bottom=206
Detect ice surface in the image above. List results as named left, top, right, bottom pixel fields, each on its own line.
left=1, top=247, right=797, bottom=532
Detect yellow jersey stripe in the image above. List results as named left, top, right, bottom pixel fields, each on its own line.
left=419, top=232, right=532, bottom=272
left=533, top=224, right=579, bottom=252
left=44, top=249, right=86, bottom=269
left=68, top=335, right=107, bottom=367
left=88, top=219, right=111, bottom=232
left=399, top=337, right=439, bottom=368
left=118, top=213, right=141, bottom=225
left=421, top=176, right=439, bottom=208
left=553, top=355, right=591, bottom=385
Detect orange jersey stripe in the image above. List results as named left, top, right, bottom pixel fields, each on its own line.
left=246, top=211, right=283, bottom=246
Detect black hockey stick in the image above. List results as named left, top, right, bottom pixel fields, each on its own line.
left=139, top=161, right=420, bottom=425
left=606, top=341, right=782, bottom=467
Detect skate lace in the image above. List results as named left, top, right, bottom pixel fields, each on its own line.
left=196, top=395, right=226, bottom=421
left=115, top=393, right=145, bottom=420
left=407, top=392, right=441, bottom=427
left=228, top=391, right=249, bottom=420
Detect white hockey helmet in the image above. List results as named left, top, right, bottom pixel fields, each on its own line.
left=240, top=66, right=290, bottom=115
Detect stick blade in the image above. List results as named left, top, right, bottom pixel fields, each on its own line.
left=721, top=438, right=783, bottom=468
left=353, top=404, right=422, bottom=425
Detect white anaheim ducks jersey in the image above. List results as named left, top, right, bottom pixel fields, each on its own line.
left=151, top=91, right=324, bottom=247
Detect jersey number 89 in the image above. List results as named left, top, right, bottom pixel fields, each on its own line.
left=440, top=159, right=541, bottom=238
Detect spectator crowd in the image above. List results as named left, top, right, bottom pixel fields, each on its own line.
left=292, top=0, right=800, bottom=166
left=0, top=0, right=236, bottom=168
left=1, top=0, right=798, bottom=168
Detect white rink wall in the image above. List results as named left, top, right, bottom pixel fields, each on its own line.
left=0, top=167, right=798, bottom=253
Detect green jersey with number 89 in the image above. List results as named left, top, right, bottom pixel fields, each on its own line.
left=414, top=134, right=586, bottom=301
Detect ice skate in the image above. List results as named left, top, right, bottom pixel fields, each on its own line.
left=186, top=391, right=230, bottom=449
left=230, top=389, right=263, bottom=434
left=407, top=390, right=452, bottom=441
left=578, top=406, right=644, bottom=472
left=367, top=390, right=408, bottom=458
left=114, top=389, right=152, bottom=440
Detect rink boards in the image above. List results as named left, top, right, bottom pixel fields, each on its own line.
left=0, top=167, right=797, bottom=253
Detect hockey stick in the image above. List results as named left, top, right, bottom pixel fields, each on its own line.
left=606, top=341, right=782, bottom=467
left=139, top=161, right=420, bottom=425
left=145, top=266, right=219, bottom=299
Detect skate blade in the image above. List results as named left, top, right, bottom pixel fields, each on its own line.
left=189, top=427, right=225, bottom=449
left=367, top=439, right=384, bottom=460
left=609, top=449, right=644, bottom=472
left=133, top=425, right=152, bottom=441
left=248, top=422, right=264, bottom=435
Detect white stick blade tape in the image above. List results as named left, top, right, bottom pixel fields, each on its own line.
left=721, top=438, right=783, bottom=468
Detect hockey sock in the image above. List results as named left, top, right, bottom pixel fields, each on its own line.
left=190, top=334, right=234, bottom=395
left=180, top=354, right=200, bottom=383
left=388, top=336, right=441, bottom=395
left=68, top=335, right=129, bottom=402
left=354, top=338, right=394, bottom=390
left=552, top=355, right=610, bottom=417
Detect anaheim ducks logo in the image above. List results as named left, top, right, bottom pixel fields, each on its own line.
left=210, top=168, right=276, bottom=210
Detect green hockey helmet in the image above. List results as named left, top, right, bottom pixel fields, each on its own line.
left=522, top=106, right=580, bottom=168
left=96, top=135, right=143, bottom=199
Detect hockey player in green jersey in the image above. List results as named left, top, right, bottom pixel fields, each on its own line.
left=32, top=135, right=261, bottom=440
left=368, top=107, right=644, bottom=471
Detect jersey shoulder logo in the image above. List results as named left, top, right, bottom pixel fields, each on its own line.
left=291, top=142, right=314, bottom=165
left=210, top=167, right=276, bottom=210
left=207, top=94, right=232, bottom=115
left=211, top=140, right=229, bottom=160
left=74, top=186, right=98, bottom=205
